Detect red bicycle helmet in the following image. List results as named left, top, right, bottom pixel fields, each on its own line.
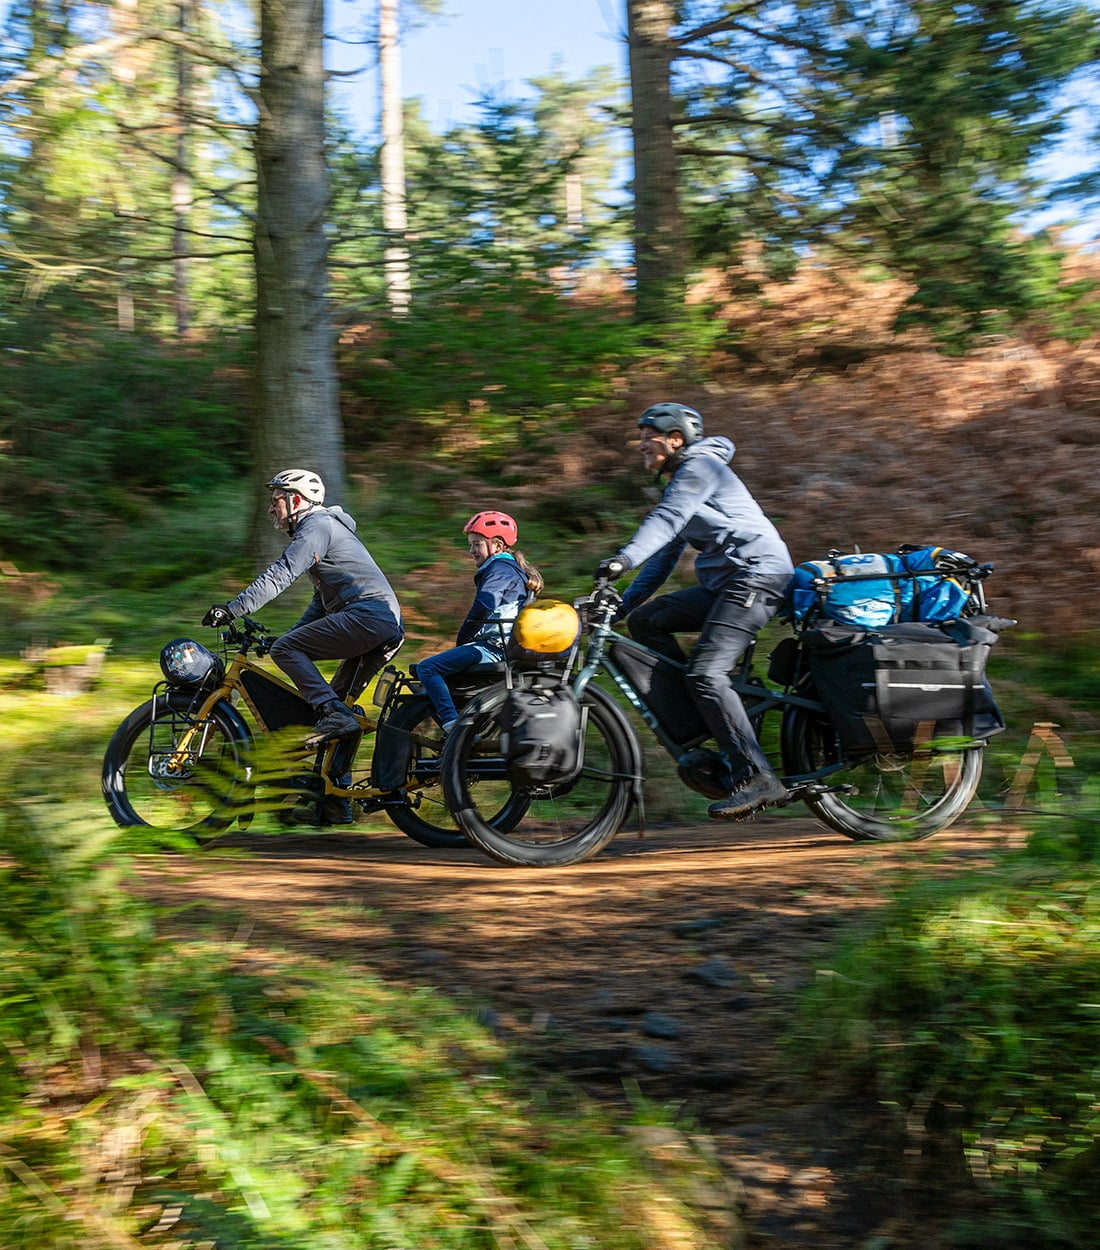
left=463, top=510, right=518, bottom=547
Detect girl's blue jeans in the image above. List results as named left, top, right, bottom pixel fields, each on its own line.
left=414, top=643, right=502, bottom=725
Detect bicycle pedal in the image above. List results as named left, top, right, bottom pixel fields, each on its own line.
left=303, top=729, right=360, bottom=749
left=788, top=781, right=856, bottom=800
left=377, top=791, right=410, bottom=806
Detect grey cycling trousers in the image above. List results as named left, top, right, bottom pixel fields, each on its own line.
left=269, top=607, right=403, bottom=710
left=625, top=575, right=790, bottom=784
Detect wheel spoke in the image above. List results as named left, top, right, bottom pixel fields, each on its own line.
left=442, top=683, right=634, bottom=867
left=103, top=696, right=243, bottom=832
left=784, top=707, right=982, bottom=841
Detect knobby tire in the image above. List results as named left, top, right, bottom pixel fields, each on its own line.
left=781, top=704, right=983, bottom=841
left=441, top=682, right=635, bottom=867
left=102, top=693, right=249, bottom=834
left=380, top=694, right=528, bottom=847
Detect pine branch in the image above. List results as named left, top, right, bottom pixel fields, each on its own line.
left=1, top=28, right=256, bottom=106
left=114, top=122, right=256, bottom=225
left=0, top=240, right=252, bottom=275
left=675, top=145, right=809, bottom=172
left=1, top=32, right=138, bottom=97
left=112, top=214, right=253, bottom=246
left=676, top=15, right=823, bottom=59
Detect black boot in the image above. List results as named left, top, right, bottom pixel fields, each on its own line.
left=708, top=769, right=790, bottom=821
left=321, top=796, right=355, bottom=825
left=287, top=797, right=355, bottom=826
left=306, top=699, right=360, bottom=744
left=322, top=770, right=355, bottom=825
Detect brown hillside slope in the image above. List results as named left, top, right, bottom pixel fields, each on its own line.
left=420, top=264, right=1100, bottom=640
left=684, top=339, right=1100, bottom=638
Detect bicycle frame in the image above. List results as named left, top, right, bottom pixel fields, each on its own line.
left=571, top=588, right=840, bottom=790
left=152, top=621, right=424, bottom=812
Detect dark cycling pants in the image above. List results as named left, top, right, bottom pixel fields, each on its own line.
left=626, top=575, right=790, bottom=784
left=269, top=606, right=403, bottom=710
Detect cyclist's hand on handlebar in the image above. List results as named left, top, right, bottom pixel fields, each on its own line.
left=594, top=556, right=627, bottom=584
left=202, top=603, right=234, bottom=628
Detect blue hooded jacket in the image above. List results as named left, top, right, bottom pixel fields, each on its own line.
left=617, top=435, right=792, bottom=613
left=455, top=552, right=530, bottom=650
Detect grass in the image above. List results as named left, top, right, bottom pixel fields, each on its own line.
left=792, top=839, right=1100, bottom=1248
left=0, top=803, right=733, bottom=1249
left=4, top=484, right=1100, bottom=1247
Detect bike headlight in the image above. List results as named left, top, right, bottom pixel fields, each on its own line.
left=159, top=638, right=225, bottom=687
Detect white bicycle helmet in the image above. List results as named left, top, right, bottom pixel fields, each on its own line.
left=267, top=469, right=325, bottom=504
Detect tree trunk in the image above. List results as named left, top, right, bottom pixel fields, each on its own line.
left=113, top=0, right=139, bottom=330
left=172, top=0, right=194, bottom=338
left=626, top=0, right=684, bottom=323
left=379, top=0, right=411, bottom=315
left=251, top=0, right=346, bottom=564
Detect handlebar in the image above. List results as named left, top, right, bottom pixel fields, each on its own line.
left=581, top=582, right=623, bottom=615
left=217, top=614, right=277, bottom=656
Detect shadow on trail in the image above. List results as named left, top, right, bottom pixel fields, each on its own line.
left=134, top=817, right=1010, bottom=1250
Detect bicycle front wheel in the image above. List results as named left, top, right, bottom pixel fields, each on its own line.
left=441, top=683, right=636, bottom=867
left=781, top=704, right=983, bottom=842
left=102, top=693, right=249, bottom=833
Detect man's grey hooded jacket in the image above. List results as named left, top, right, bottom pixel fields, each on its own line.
left=228, top=506, right=401, bottom=631
left=617, top=435, right=792, bottom=613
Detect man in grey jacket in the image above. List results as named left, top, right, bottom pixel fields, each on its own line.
left=595, top=403, right=794, bottom=820
left=203, top=469, right=403, bottom=746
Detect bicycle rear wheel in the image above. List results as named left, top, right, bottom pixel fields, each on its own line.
left=441, top=682, right=636, bottom=867
left=380, top=695, right=530, bottom=847
left=102, top=693, right=249, bottom=833
left=781, top=704, right=983, bottom=841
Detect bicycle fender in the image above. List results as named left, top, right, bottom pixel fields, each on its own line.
left=162, top=690, right=253, bottom=747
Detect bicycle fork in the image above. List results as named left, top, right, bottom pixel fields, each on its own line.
left=149, top=693, right=219, bottom=782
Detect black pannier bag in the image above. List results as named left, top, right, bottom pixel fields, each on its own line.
left=372, top=711, right=413, bottom=792
left=608, top=638, right=709, bottom=747
left=238, top=667, right=314, bottom=730
left=803, top=620, right=1004, bottom=755
left=499, top=682, right=587, bottom=788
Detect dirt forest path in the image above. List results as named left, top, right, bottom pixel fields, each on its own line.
left=136, top=814, right=1014, bottom=1249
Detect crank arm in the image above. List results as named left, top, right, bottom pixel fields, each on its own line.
left=781, top=781, right=857, bottom=804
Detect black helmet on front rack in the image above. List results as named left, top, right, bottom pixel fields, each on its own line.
left=637, top=402, right=704, bottom=446
left=160, top=638, right=225, bottom=688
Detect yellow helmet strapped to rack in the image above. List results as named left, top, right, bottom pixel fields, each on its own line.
left=511, top=600, right=581, bottom=658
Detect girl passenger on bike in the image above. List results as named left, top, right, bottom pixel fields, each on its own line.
left=415, top=511, right=543, bottom=733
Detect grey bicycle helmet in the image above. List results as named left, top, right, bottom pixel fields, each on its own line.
left=637, top=402, right=704, bottom=445
left=267, top=469, right=325, bottom=504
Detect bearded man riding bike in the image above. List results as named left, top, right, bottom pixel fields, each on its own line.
left=203, top=470, right=404, bottom=748
left=595, top=403, right=794, bottom=821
